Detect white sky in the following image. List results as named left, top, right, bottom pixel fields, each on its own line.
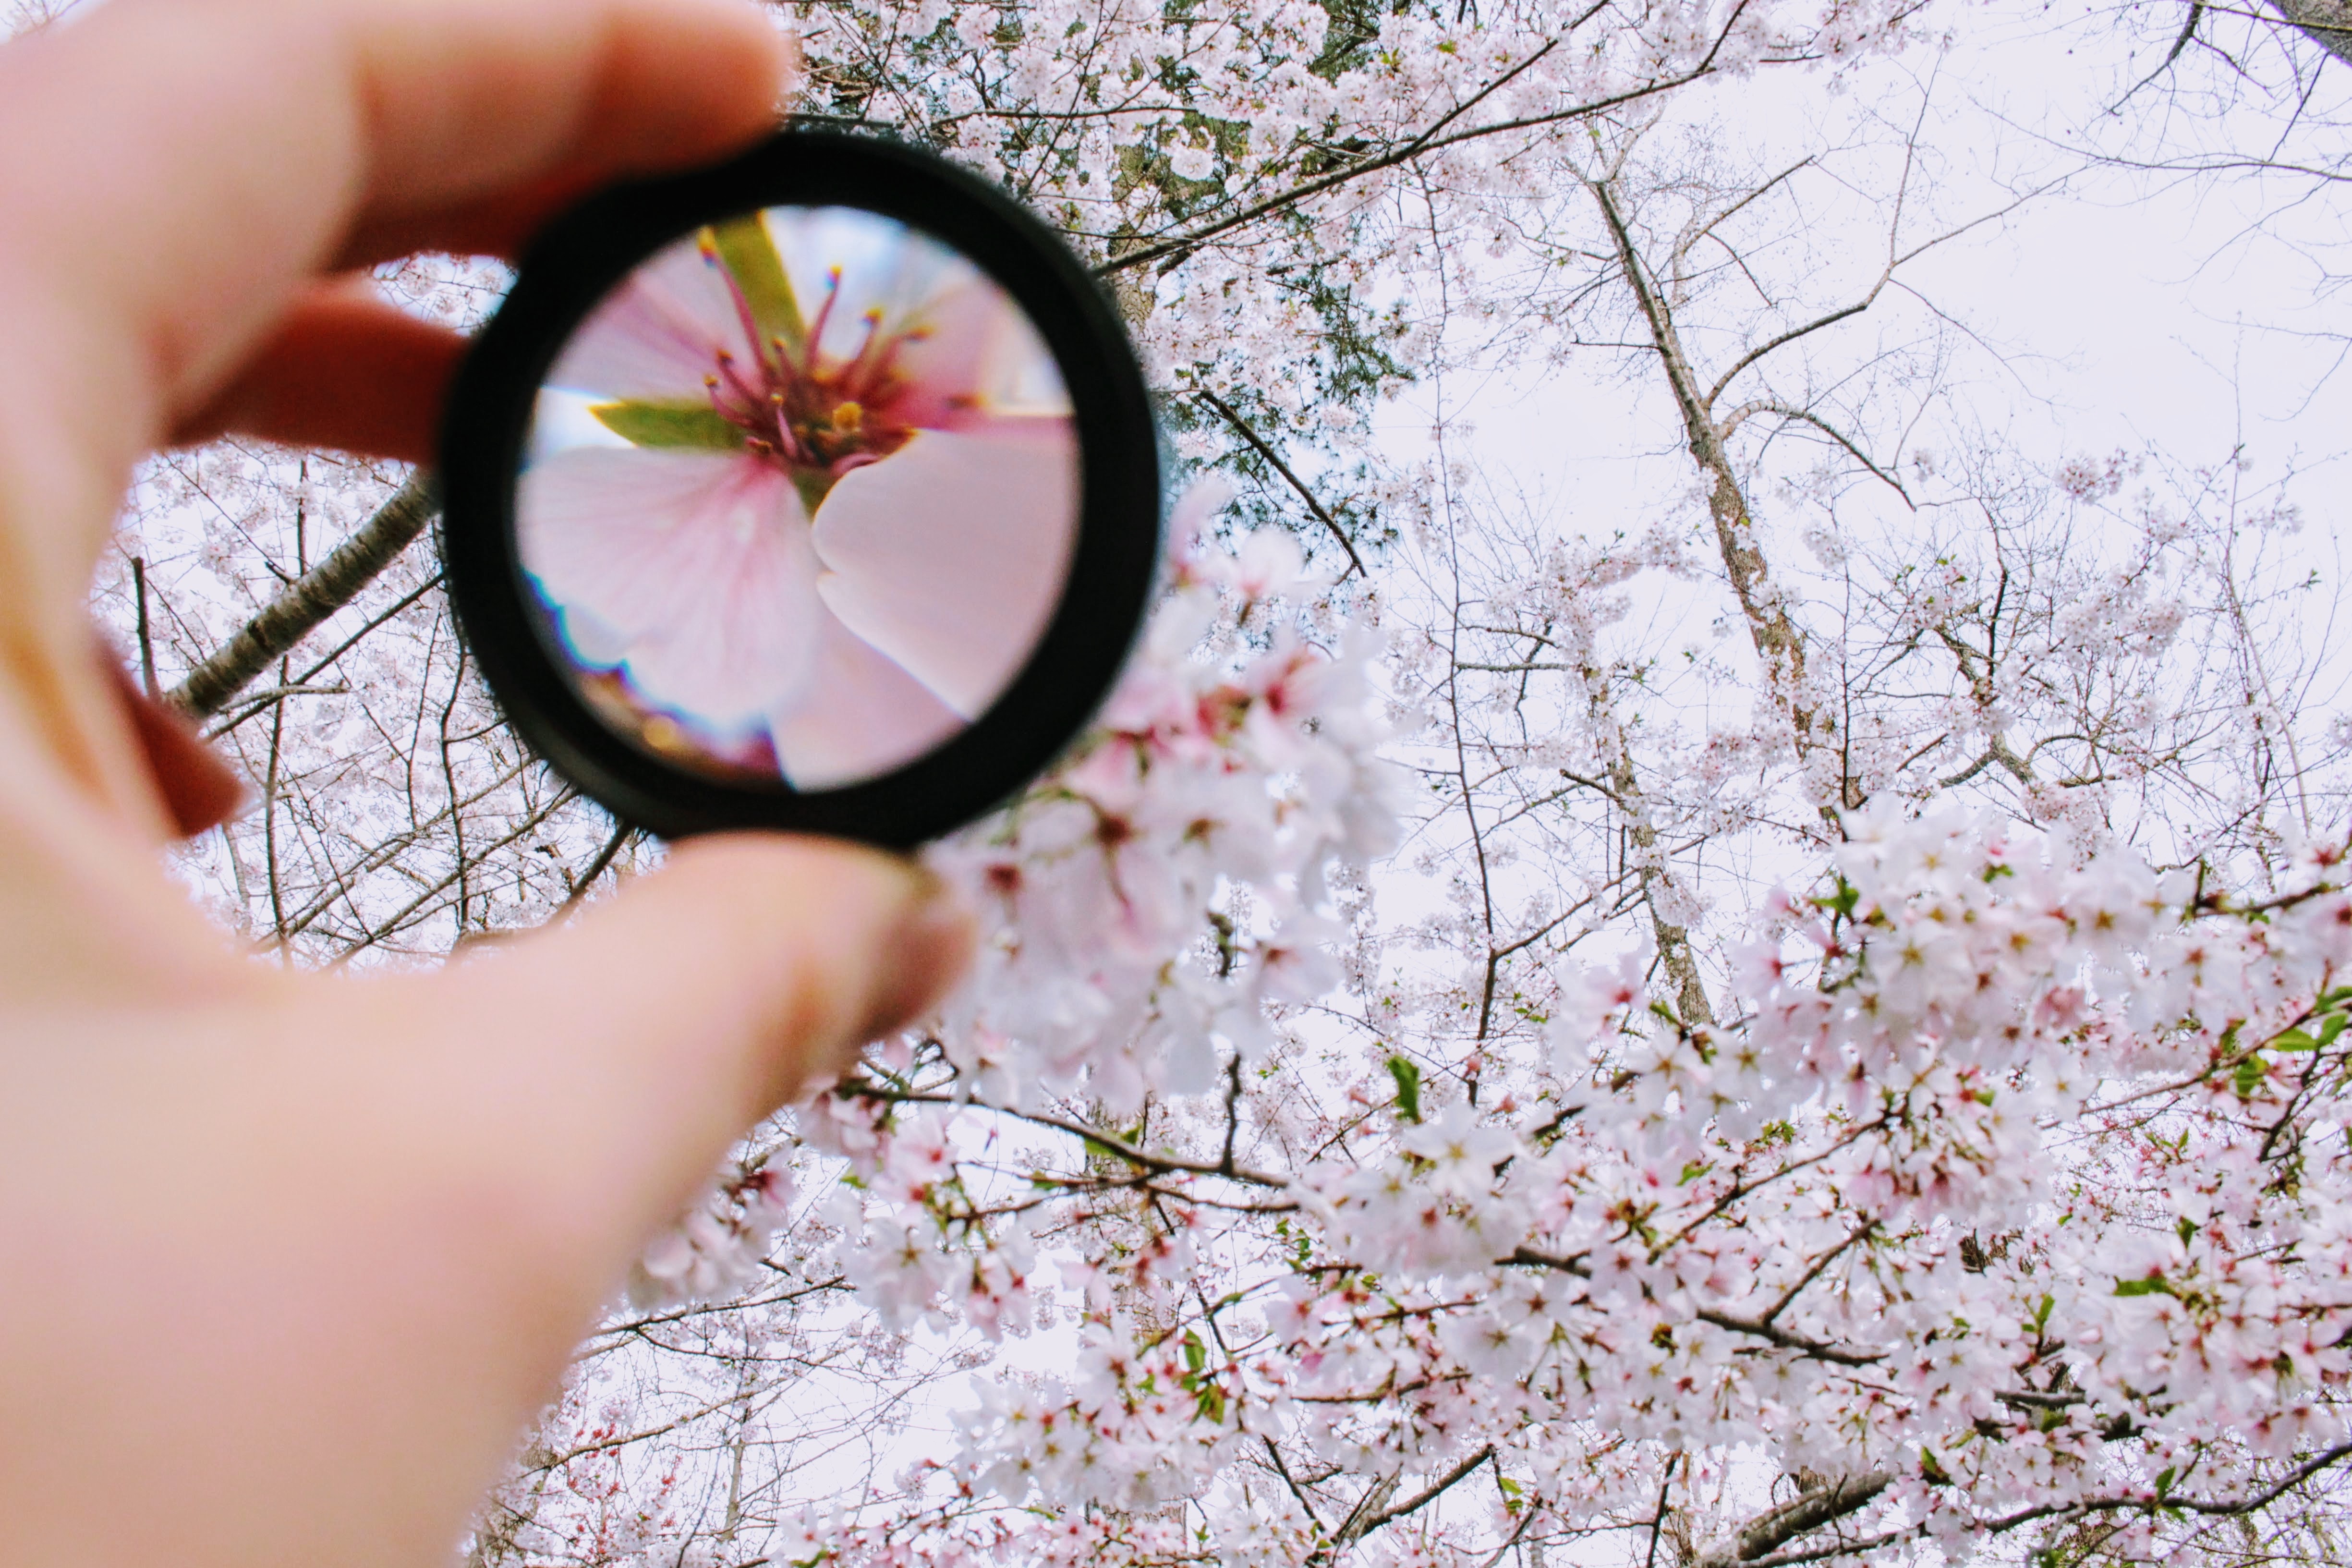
left=1389, top=0, right=2352, bottom=524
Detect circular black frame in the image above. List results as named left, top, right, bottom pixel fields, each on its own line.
left=439, top=130, right=1163, bottom=848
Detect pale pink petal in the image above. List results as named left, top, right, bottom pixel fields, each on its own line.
left=807, top=425, right=1079, bottom=717
left=518, top=447, right=823, bottom=727
left=544, top=238, right=754, bottom=402
left=766, top=613, right=968, bottom=790
left=880, top=278, right=1000, bottom=426
left=883, top=280, right=1067, bottom=429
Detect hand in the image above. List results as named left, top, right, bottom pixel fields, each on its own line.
left=0, top=4, right=972, bottom=1565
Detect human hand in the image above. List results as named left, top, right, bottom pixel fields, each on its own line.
left=0, top=3, right=971, bottom=1564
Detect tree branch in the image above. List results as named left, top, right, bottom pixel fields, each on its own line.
left=1195, top=388, right=1367, bottom=577
left=1695, top=1471, right=1893, bottom=1568
left=1367, top=1445, right=1496, bottom=1532
left=1098, top=7, right=1752, bottom=279
left=169, top=472, right=436, bottom=718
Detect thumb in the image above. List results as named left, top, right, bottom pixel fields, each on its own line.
left=427, top=833, right=973, bottom=1242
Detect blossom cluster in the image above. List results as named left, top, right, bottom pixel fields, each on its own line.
left=741, top=803, right=2352, bottom=1568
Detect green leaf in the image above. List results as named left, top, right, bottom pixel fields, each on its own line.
left=2234, top=1054, right=2269, bottom=1099
left=589, top=400, right=747, bottom=451
left=1920, top=1446, right=1952, bottom=1486
left=2319, top=1011, right=2348, bottom=1047
left=2271, top=1028, right=2319, bottom=1053
left=2154, top=1465, right=2176, bottom=1501
left=1811, top=877, right=1862, bottom=920
left=2114, top=1274, right=2176, bottom=1298
left=708, top=214, right=806, bottom=355
left=1182, top=1329, right=1207, bottom=1374
left=1387, top=1055, right=1422, bottom=1123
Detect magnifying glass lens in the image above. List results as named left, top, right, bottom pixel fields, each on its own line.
left=515, top=205, right=1081, bottom=789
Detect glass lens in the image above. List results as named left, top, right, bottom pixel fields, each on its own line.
left=515, top=205, right=1080, bottom=789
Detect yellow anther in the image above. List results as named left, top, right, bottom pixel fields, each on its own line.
left=832, top=401, right=864, bottom=433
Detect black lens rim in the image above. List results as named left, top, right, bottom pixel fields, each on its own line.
left=438, top=129, right=1162, bottom=848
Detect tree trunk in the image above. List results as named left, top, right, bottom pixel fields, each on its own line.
left=2272, top=0, right=2352, bottom=65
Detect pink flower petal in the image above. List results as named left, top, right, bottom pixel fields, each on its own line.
left=807, top=425, right=1080, bottom=717
left=880, top=280, right=1070, bottom=431
left=544, top=239, right=753, bottom=402
left=518, top=447, right=823, bottom=727
left=881, top=277, right=1009, bottom=428
left=765, top=613, right=968, bottom=790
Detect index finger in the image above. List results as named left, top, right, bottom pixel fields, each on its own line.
left=0, top=0, right=786, bottom=453
left=0, top=0, right=783, bottom=842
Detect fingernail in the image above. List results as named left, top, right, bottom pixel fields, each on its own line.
left=854, top=864, right=975, bottom=1048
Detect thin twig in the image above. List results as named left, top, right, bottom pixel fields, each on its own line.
left=1195, top=388, right=1368, bottom=578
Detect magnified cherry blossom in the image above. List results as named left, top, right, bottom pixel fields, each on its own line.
left=517, top=205, right=1080, bottom=788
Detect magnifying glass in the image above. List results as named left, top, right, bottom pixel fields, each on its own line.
left=439, top=130, right=1162, bottom=848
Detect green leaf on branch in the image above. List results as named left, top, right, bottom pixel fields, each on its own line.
left=590, top=400, right=747, bottom=451
left=2234, top=1054, right=2270, bottom=1099
left=1387, top=1055, right=1422, bottom=1123
left=2114, top=1274, right=2177, bottom=1298
left=1812, top=877, right=1861, bottom=920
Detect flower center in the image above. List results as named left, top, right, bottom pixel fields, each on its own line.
left=699, top=242, right=922, bottom=506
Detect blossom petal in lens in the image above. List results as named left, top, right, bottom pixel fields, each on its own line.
left=517, top=207, right=1079, bottom=788
left=811, top=427, right=1079, bottom=717
left=764, top=615, right=965, bottom=791
left=518, top=446, right=822, bottom=729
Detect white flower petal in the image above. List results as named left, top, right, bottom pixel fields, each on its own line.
left=808, top=426, right=1079, bottom=717
left=519, top=447, right=822, bottom=727
left=766, top=614, right=968, bottom=790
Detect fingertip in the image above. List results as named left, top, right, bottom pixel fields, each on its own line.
left=521, top=833, right=974, bottom=1118
left=848, top=860, right=978, bottom=1051
left=657, top=835, right=976, bottom=1090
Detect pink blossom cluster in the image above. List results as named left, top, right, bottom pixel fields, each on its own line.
left=736, top=801, right=2352, bottom=1566
left=918, top=493, right=1404, bottom=1114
